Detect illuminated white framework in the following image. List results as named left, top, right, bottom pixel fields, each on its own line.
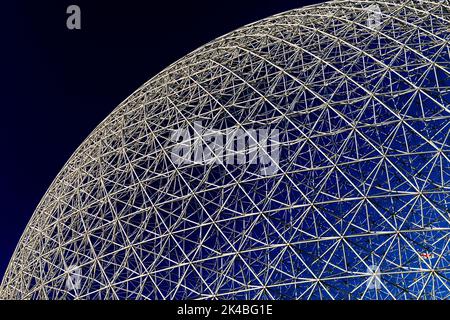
left=1, top=0, right=450, bottom=299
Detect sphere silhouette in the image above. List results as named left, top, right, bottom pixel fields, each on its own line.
left=2, top=0, right=450, bottom=299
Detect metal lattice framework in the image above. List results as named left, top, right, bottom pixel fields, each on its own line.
left=2, top=0, right=450, bottom=300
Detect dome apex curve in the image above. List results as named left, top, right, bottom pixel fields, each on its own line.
left=2, top=0, right=450, bottom=300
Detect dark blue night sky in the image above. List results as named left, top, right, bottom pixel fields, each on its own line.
left=0, top=0, right=323, bottom=283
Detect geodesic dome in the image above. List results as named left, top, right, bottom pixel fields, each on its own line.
left=2, top=0, right=450, bottom=300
